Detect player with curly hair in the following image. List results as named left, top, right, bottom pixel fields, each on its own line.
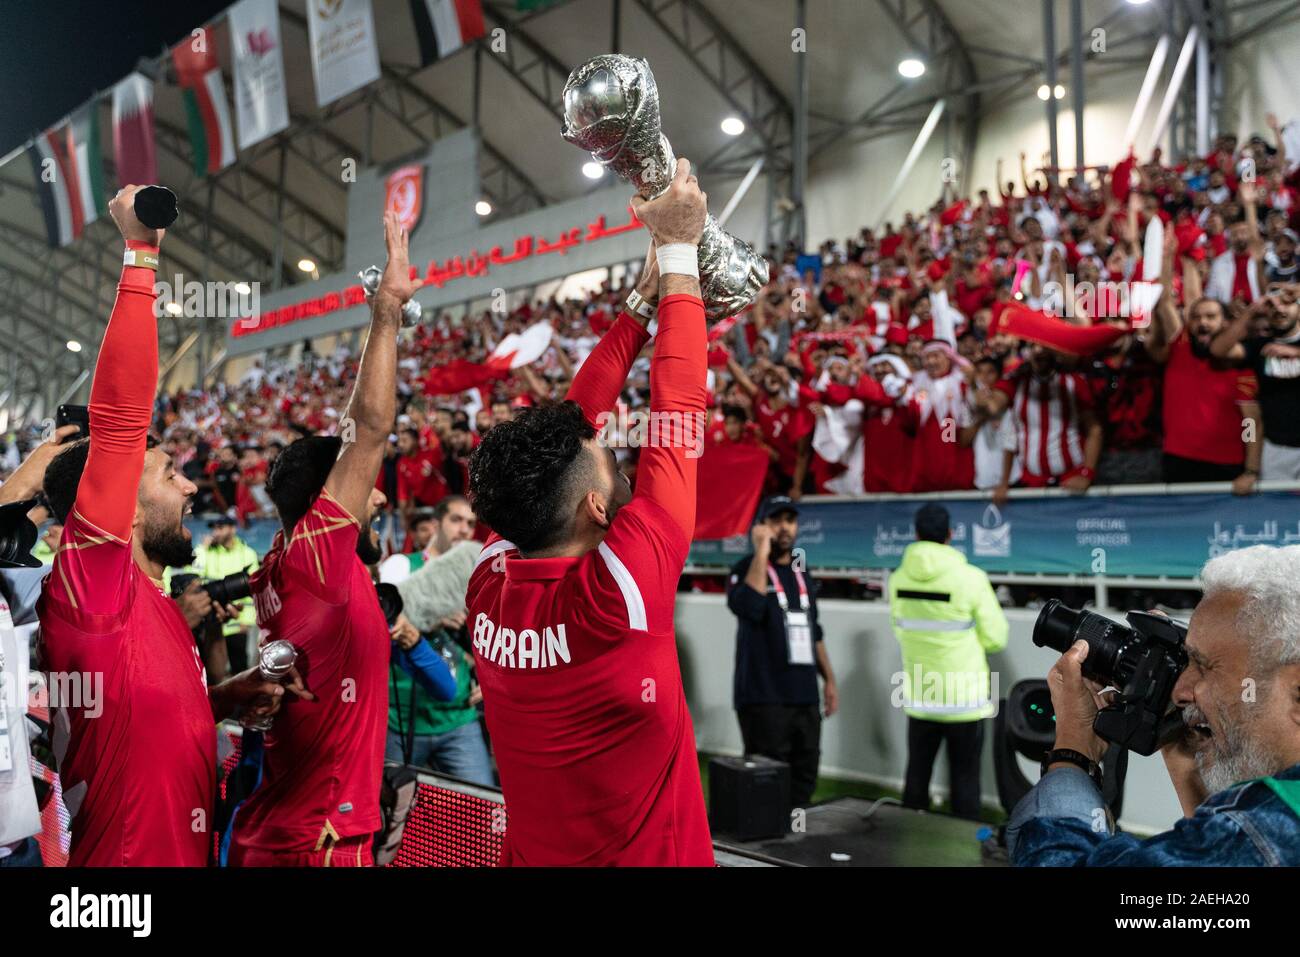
left=466, top=159, right=714, bottom=865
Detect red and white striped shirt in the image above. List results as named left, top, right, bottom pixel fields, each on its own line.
left=996, top=368, right=1095, bottom=481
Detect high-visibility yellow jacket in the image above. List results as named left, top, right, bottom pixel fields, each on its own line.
left=888, top=540, right=1008, bottom=722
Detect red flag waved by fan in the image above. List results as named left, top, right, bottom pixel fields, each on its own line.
left=694, top=441, right=769, bottom=540
left=992, top=302, right=1127, bottom=357
left=421, top=320, right=554, bottom=395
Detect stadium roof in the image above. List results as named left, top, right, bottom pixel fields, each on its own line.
left=0, top=0, right=1288, bottom=414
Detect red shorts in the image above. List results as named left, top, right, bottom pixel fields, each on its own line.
left=229, top=829, right=374, bottom=867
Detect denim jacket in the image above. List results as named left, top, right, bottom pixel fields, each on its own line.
left=1007, top=762, right=1300, bottom=866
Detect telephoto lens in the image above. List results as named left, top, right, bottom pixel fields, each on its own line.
left=375, top=582, right=404, bottom=628
left=205, top=571, right=252, bottom=607
left=1032, top=598, right=1142, bottom=688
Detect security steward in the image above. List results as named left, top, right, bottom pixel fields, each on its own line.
left=889, top=502, right=1007, bottom=819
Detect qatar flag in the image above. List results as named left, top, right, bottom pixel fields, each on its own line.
left=112, top=73, right=157, bottom=186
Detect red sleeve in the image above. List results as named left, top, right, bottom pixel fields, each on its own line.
left=564, top=310, right=650, bottom=426
left=280, top=488, right=362, bottom=600
left=76, top=241, right=160, bottom=540
left=633, top=293, right=707, bottom=540
left=994, top=377, right=1017, bottom=399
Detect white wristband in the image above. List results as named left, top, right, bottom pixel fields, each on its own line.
left=655, top=243, right=699, bottom=278
left=624, top=290, right=656, bottom=322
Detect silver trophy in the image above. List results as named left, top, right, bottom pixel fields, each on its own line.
left=561, top=55, right=769, bottom=323
left=242, top=639, right=298, bottom=732
left=359, top=265, right=422, bottom=327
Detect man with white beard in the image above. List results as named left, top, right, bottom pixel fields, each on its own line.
left=1007, top=544, right=1300, bottom=865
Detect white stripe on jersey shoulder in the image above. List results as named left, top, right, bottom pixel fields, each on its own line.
left=597, top=541, right=648, bottom=632
left=475, top=538, right=517, bottom=571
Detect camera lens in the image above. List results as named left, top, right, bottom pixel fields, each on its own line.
left=1031, top=599, right=1080, bottom=653
left=207, top=571, right=252, bottom=607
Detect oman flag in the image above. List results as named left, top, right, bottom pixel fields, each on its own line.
left=26, top=106, right=106, bottom=247
left=111, top=73, right=157, bottom=186
left=173, top=28, right=236, bottom=176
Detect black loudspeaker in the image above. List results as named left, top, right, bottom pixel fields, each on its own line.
left=708, top=755, right=790, bottom=841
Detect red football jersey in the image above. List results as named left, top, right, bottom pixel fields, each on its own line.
left=230, top=489, right=390, bottom=853
left=396, top=446, right=448, bottom=506
left=465, top=297, right=714, bottom=866
left=468, top=508, right=712, bottom=866
left=39, top=510, right=215, bottom=866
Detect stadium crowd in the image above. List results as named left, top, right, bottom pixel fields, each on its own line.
left=4, top=119, right=1300, bottom=542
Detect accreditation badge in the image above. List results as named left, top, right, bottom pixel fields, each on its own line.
left=785, top=610, right=814, bottom=666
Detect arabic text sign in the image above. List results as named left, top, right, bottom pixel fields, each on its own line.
left=687, top=491, right=1300, bottom=578
left=230, top=207, right=643, bottom=340
left=226, top=184, right=649, bottom=355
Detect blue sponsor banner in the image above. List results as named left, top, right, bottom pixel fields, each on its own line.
left=687, top=491, right=1300, bottom=578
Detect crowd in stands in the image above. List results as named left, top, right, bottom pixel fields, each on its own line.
left=4, top=116, right=1299, bottom=551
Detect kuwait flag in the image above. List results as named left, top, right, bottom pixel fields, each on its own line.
left=27, top=107, right=106, bottom=247
left=111, top=73, right=157, bottom=187
left=410, top=0, right=486, bottom=65
left=173, top=28, right=236, bottom=176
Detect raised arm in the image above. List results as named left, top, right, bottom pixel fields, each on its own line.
left=77, top=186, right=165, bottom=538
left=564, top=239, right=656, bottom=425
left=326, top=212, right=409, bottom=521
left=628, top=159, right=708, bottom=539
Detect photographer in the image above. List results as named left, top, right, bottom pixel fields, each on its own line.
left=1007, top=545, right=1300, bottom=866
left=390, top=537, right=492, bottom=785
left=168, top=516, right=258, bottom=675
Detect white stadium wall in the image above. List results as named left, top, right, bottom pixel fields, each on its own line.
left=674, top=593, right=1184, bottom=836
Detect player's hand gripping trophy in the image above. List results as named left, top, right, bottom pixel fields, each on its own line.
left=561, top=55, right=769, bottom=323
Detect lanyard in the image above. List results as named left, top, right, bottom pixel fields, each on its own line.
left=767, top=565, right=808, bottom=614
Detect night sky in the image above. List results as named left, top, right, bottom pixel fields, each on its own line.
left=0, top=0, right=234, bottom=158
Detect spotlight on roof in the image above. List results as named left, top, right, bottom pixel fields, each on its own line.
left=1125, top=0, right=1151, bottom=5
left=475, top=200, right=492, bottom=216
left=66, top=339, right=82, bottom=352
left=1037, top=84, right=1050, bottom=100
left=1054, top=84, right=1066, bottom=99
left=898, top=58, right=926, bottom=79
left=720, top=116, right=745, bottom=136
left=165, top=301, right=183, bottom=316
left=297, top=258, right=316, bottom=273
left=234, top=282, right=252, bottom=295
left=582, top=161, right=604, bottom=180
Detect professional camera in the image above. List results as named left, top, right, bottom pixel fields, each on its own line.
left=375, top=581, right=404, bottom=628
left=170, top=571, right=253, bottom=624
left=1032, top=599, right=1188, bottom=756
left=0, top=498, right=43, bottom=569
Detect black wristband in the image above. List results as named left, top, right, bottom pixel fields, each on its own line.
left=1041, top=748, right=1103, bottom=788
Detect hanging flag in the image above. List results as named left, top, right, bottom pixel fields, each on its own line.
left=229, top=0, right=290, bottom=150
left=67, top=104, right=106, bottom=232
left=111, top=73, right=157, bottom=186
left=410, top=0, right=486, bottom=65
left=307, top=0, right=382, bottom=107
left=173, top=27, right=236, bottom=176
left=26, top=108, right=105, bottom=247
left=27, top=132, right=74, bottom=247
